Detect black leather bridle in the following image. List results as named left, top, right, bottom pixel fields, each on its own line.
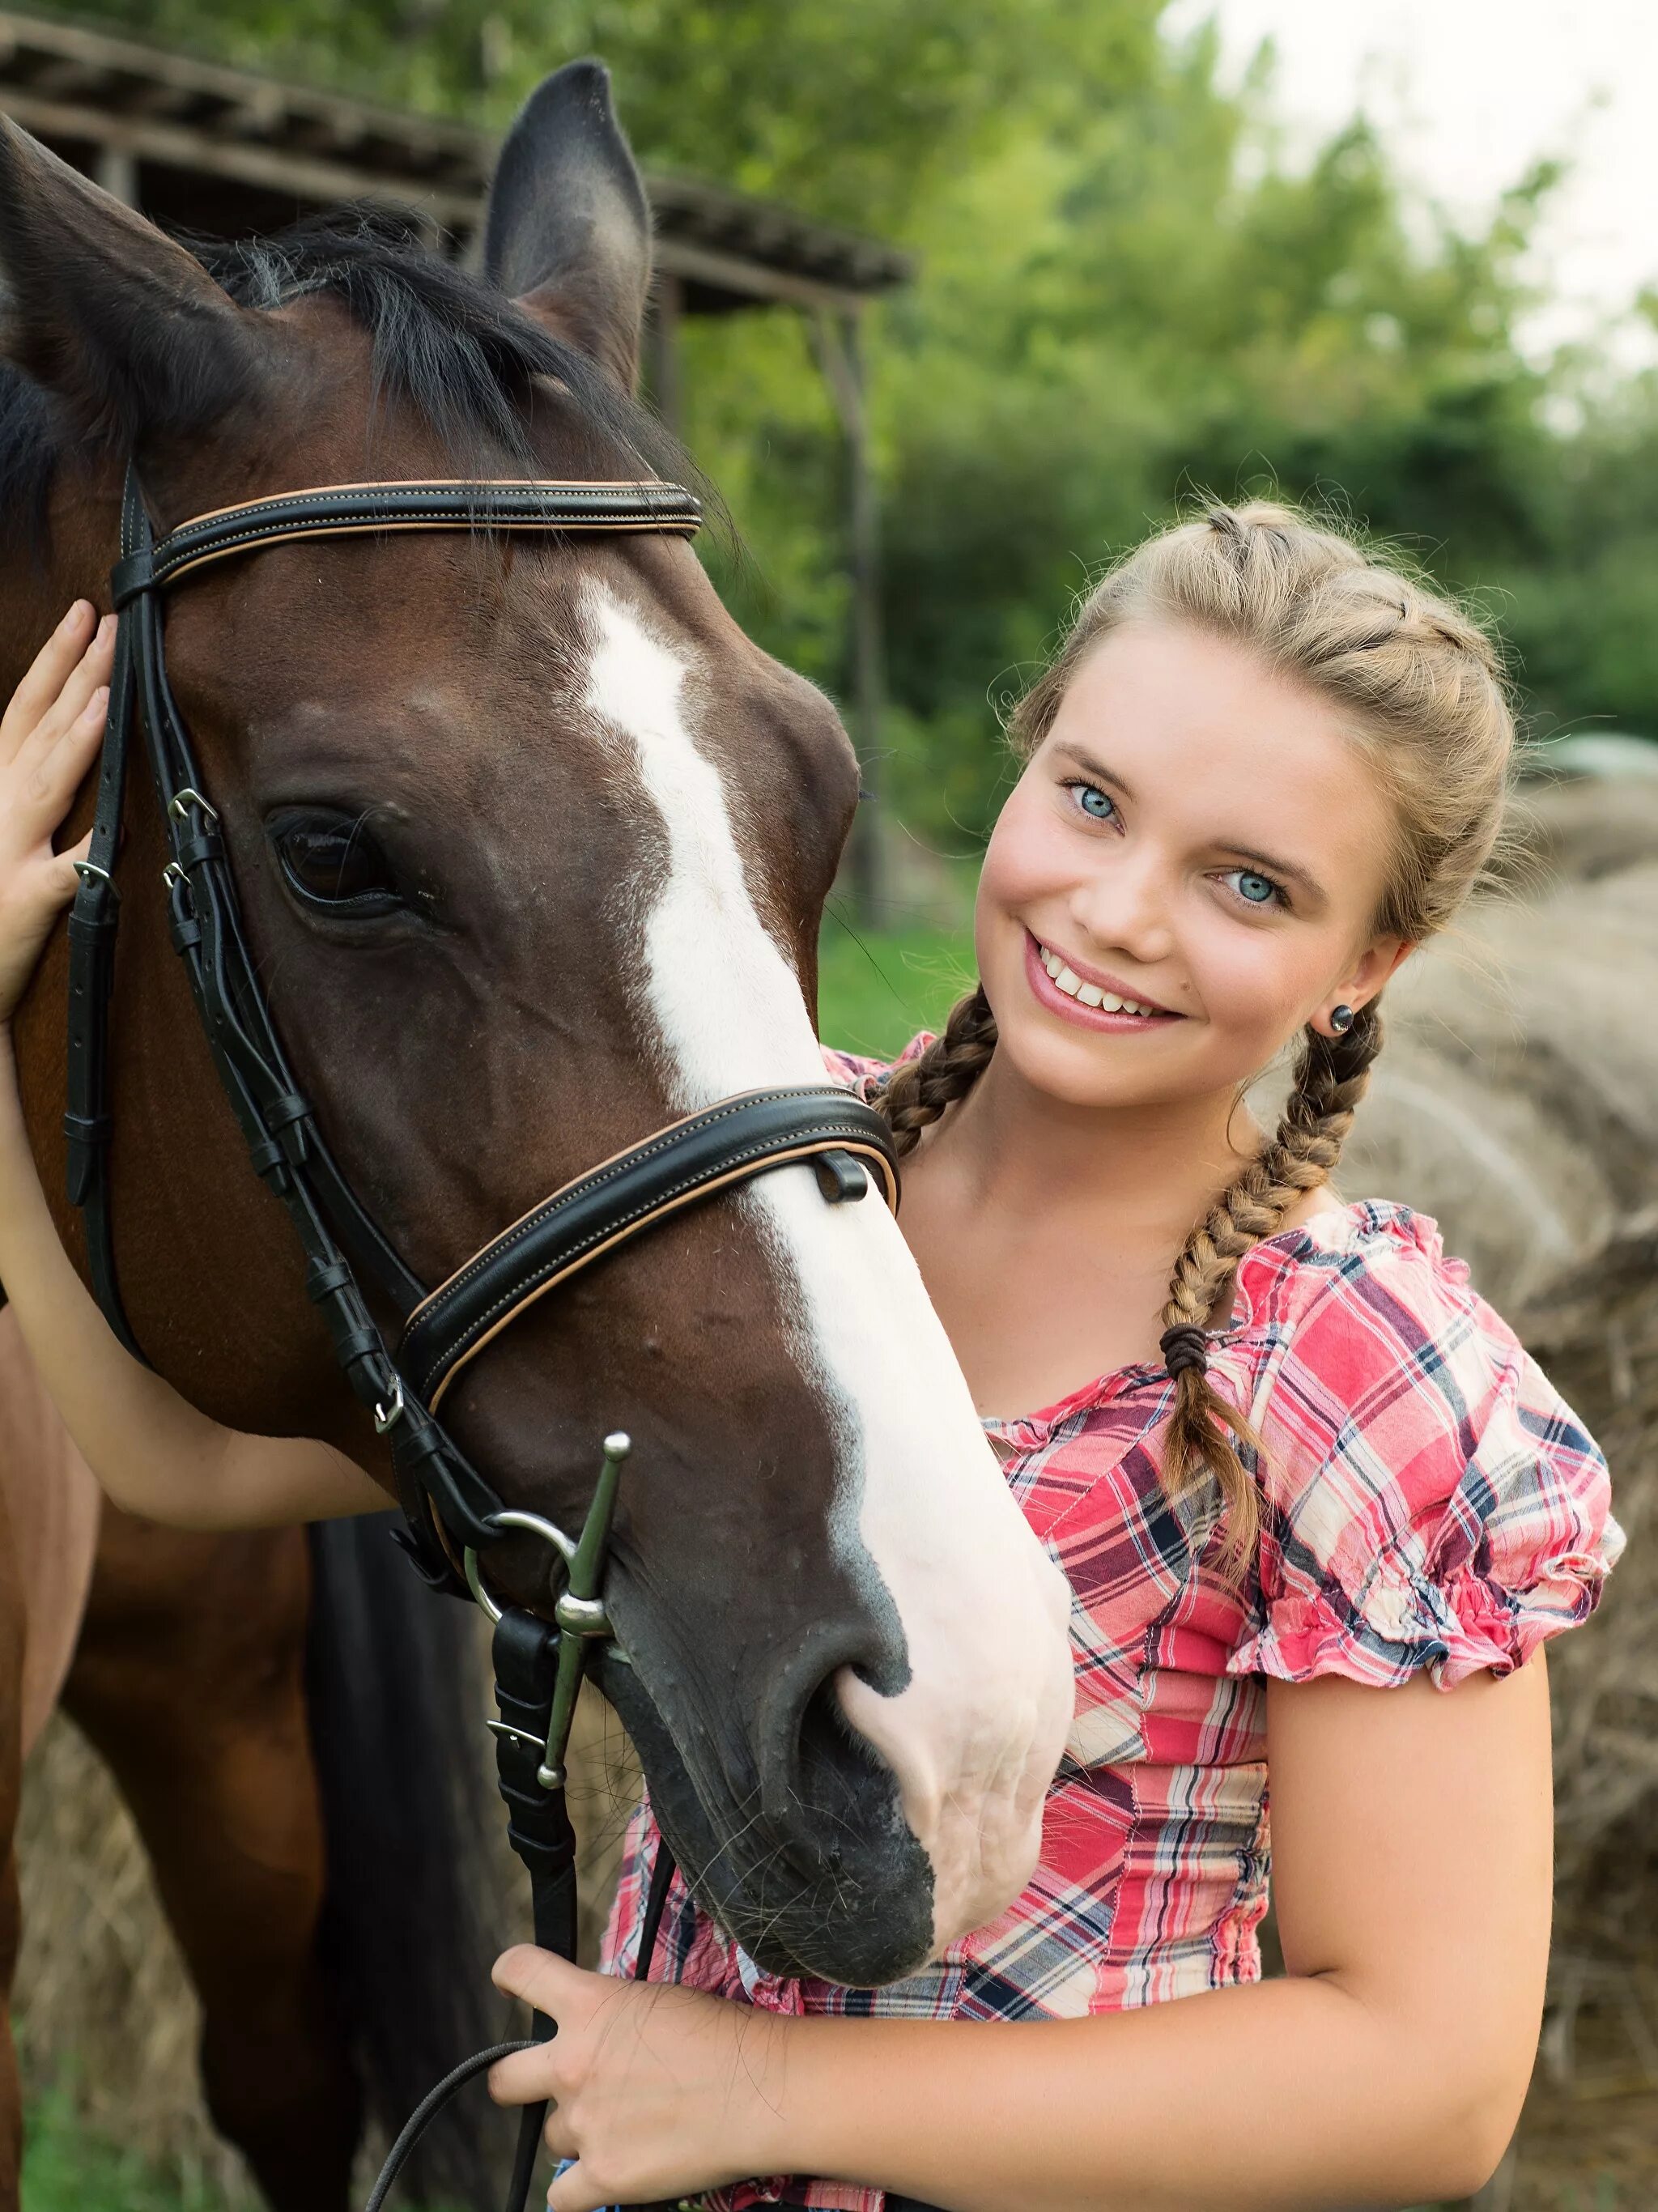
left=64, top=462, right=903, bottom=2206
left=68, top=462, right=899, bottom=1573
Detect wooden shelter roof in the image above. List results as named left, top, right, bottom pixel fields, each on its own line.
left=0, top=6, right=916, bottom=313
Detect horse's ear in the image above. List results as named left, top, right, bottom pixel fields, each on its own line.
left=0, top=116, right=264, bottom=442
left=482, top=61, right=652, bottom=393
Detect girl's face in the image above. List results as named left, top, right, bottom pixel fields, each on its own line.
left=976, top=618, right=1412, bottom=1112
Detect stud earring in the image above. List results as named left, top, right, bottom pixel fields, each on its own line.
left=1329, top=1004, right=1354, bottom=1034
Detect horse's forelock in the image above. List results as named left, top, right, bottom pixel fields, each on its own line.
left=0, top=204, right=718, bottom=552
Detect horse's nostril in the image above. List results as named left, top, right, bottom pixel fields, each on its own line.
left=776, top=1670, right=895, bottom=1850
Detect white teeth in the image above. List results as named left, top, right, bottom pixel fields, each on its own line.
left=1037, top=942, right=1162, bottom=1016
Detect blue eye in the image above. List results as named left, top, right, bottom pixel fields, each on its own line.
left=1070, top=783, right=1116, bottom=822
left=1226, top=869, right=1281, bottom=907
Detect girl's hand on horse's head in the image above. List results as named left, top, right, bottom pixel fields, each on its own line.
left=489, top=1945, right=793, bottom=2212
left=0, top=604, right=114, bottom=1027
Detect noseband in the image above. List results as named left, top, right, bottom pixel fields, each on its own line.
left=66, top=463, right=898, bottom=1580
left=63, top=464, right=901, bottom=2207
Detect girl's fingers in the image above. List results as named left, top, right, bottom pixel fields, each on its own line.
left=486, top=2040, right=562, bottom=2108
left=546, top=2160, right=607, bottom=2212
left=19, top=620, right=115, bottom=765
left=492, top=1943, right=583, bottom=2014
left=19, top=687, right=107, bottom=834
left=1, top=604, right=100, bottom=761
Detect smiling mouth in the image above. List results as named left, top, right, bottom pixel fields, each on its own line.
left=1030, top=936, right=1176, bottom=1018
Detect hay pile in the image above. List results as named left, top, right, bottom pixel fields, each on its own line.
left=15, top=1671, right=643, bottom=2197
left=1340, top=777, right=1658, bottom=2193
left=1339, top=781, right=1658, bottom=1942
left=15, top=1711, right=254, bottom=2197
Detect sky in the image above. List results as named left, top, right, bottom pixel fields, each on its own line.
left=1163, top=0, right=1658, bottom=362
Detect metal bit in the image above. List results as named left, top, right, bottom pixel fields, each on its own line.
left=537, top=1431, right=630, bottom=1789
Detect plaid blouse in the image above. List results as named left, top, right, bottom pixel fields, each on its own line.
left=602, top=1041, right=1622, bottom=2212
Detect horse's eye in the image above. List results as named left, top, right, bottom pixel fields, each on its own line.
left=273, top=815, right=402, bottom=914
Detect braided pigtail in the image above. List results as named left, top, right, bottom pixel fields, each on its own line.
left=877, top=985, right=998, bottom=1157
left=1158, top=1002, right=1385, bottom=1563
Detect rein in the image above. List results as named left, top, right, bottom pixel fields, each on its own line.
left=64, top=462, right=902, bottom=2207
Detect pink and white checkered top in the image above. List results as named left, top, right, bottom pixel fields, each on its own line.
left=601, top=1040, right=1622, bottom=2212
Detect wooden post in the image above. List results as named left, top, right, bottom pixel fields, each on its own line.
left=810, top=306, right=886, bottom=922
left=94, top=144, right=138, bottom=208
left=644, top=271, right=684, bottom=436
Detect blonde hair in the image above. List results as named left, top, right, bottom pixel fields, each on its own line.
left=879, top=500, right=1517, bottom=1563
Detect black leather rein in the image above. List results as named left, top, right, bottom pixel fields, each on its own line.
left=64, top=462, right=901, bottom=1579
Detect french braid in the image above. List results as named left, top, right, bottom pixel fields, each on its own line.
left=1158, top=1004, right=1384, bottom=1560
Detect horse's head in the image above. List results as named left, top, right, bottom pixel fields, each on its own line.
left=0, top=66, right=1072, bottom=1986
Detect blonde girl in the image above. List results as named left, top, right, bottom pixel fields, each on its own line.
left=0, top=501, right=1621, bottom=2211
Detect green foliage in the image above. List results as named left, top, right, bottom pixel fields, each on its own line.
left=66, top=0, right=1162, bottom=232
left=40, top=0, right=1658, bottom=849
left=817, top=910, right=976, bottom=1061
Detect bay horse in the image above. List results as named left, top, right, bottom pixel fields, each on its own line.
left=0, top=59, right=1073, bottom=2210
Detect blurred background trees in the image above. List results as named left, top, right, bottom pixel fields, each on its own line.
left=69, top=0, right=1658, bottom=853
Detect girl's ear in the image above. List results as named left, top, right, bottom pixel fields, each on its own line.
left=1337, top=936, right=1414, bottom=1015
left=0, top=116, right=267, bottom=444
left=479, top=61, right=651, bottom=393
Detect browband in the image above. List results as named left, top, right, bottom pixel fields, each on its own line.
left=111, top=478, right=703, bottom=606
left=401, top=1086, right=900, bottom=1410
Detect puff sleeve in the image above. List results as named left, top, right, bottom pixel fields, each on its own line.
left=1226, top=1214, right=1623, bottom=1691
left=819, top=1031, right=933, bottom=1100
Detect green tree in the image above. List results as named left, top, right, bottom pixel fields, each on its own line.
left=39, top=0, right=1658, bottom=831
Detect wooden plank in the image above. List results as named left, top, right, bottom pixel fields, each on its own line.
left=653, top=234, right=872, bottom=317
left=0, top=86, right=479, bottom=228
left=0, top=7, right=479, bottom=160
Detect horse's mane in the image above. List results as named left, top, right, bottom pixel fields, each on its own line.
left=0, top=204, right=692, bottom=555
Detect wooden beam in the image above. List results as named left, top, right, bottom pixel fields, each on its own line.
left=644, top=271, right=684, bottom=436
left=92, top=141, right=136, bottom=206
left=0, top=87, right=478, bottom=229
left=653, top=234, right=874, bottom=317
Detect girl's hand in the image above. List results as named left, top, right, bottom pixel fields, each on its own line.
left=0, top=602, right=116, bottom=1027
left=489, top=1947, right=793, bottom=2212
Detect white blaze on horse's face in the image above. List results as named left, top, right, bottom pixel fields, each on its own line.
left=583, top=585, right=1074, bottom=1955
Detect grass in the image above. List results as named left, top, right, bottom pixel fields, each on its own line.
left=816, top=908, right=976, bottom=1062
left=20, top=2087, right=239, bottom=2212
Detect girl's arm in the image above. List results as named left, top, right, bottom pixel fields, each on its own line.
left=0, top=603, right=385, bottom=1528
left=491, top=1656, right=1552, bottom=2211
